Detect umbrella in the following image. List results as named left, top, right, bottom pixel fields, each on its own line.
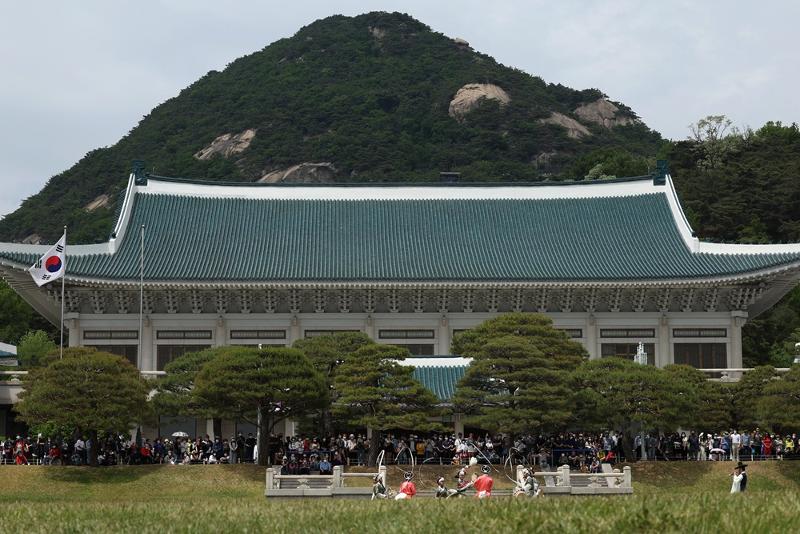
left=709, top=448, right=726, bottom=454
left=172, top=431, right=189, bottom=438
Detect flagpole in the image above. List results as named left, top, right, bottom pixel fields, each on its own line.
left=60, top=226, right=66, bottom=359
left=138, top=225, right=144, bottom=369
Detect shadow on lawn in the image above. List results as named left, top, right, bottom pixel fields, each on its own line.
left=42, top=464, right=160, bottom=485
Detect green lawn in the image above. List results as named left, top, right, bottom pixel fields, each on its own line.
left=3, top=462, right=798, bottom=533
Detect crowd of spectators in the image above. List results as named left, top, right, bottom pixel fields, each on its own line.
left=3, top=429, right=798, bottom=467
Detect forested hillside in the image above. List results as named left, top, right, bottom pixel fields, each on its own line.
left=0, top=11, right=661, bottom=245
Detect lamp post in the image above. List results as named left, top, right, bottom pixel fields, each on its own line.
left=635, top=341, right=649, bottom=461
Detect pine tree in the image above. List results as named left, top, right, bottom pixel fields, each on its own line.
left=192, top=346, right=327, bottom=466
left=16, top=347, right=151, bottom=466
left=452, top=313, right=586, bottom=435
left=332, top=344, right=440, bottom=466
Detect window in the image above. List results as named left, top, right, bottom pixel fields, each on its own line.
left=85, top=345, right=138, bottom=366
left=157, top=330, right=212, bottom=340
left=673, top=328, right=727, bottom=338
left=390, top=343, right=435, bottom=356
left=230, top=330, right=286, bottom=340
left=84, top=331, right=138, bottom=340
left=157, top=345, right=211, bottom=370
left=304, top=330, right=360, bottom=338
left=601, top=343, right=656, bottom=366
left=674, top=343, right=727, bottom=369
left=559, top=328, right=583, bottom=339
left=600, top=329, right=655, bottom=338
left=378, top=329, right=435, bottom=339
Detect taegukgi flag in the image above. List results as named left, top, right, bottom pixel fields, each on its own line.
left=29, top=233, right=66, bottom=287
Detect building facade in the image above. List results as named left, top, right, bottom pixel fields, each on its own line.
left=2, top=165, right=800, bottom=380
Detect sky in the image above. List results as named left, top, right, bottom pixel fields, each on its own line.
left=1, top=0, right=797, bottom=217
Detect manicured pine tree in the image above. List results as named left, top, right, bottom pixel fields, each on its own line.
left=452, top=313, right=587, bottom=436
left=16, top=347, right=151, bottom=466
left=192, top=346, right=327, bottom=466
left=573, top=358, right=696, bottom=461
left=292, top=332, right=374, bottom=434
left=333, top=344, right=441, bottom=466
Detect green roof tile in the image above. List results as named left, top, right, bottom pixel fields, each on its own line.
left=412, top=365, right=468, bottom=401
left=2, top=181, right=800, bottom=282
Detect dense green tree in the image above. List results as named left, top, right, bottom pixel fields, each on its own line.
left=292, top=332, right=373, bottom=434
left=15, top=347, right=151, bottom=466
left=153, top=348, right=219, bottom=417
left=731, top=365, right=778, bottom=429
left=0, top=281, right=56, bottom=345
left=16, top=330, right=58, bottom=368
left=452, top=313, right=586, bottom=436
left=758, top=365, right=800, bottom=432
left=333, top=344, right=440, bottom=466
left=573, top=358, right=696, bottom=461
left=193, top=346, right=326, bottom=466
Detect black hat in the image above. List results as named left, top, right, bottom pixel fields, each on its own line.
left=736, top=462, right=747, bottom=469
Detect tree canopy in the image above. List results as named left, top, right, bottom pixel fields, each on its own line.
left=192, top=346, right=327, bottom=465
left=333, top=343, right=440, bottom=465
left=16, top=330, right=57, bottom=368
left=452, top=313, right=587, bottom=435
left=15, top=347, right=151, bottom=465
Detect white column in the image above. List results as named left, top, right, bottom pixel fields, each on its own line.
left=438, top=315, right=450, bottom=354
left=66, top=316, right=80, bottom=347
left=215, top=316, right=226, bottom=347
left=730, top=311, right=747, bottom=373
left=585, top=315, right=597, bottom=359
left=657, top=315, right=670, bottom=368
left=364, top=315, right=376, bottom=340
left=142, top=317, right=154, bottom=371
left=288, top=316, right=301, bottom=345
left=453, top=413, right=464, bottom=437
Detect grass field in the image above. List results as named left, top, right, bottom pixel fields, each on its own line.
left=3, top=461, right=799, bottom=533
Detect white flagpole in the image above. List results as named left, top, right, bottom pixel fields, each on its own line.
left=60, top=226, right=66, bottom=359
left=138, top=225, right=145, bottom=369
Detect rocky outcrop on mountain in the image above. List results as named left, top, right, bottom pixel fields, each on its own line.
left=21, top=233, right=42, bottom=245
left=194, top=129, right=256, bottom=160
left=258, top=162, right=337, bottom=183
left=538, top=112, right=591, bottom=139
left=449, top=83, right=510, bottom=121
left=574, top=99, right=634, bottom=129
left=84, top=194, right=110, bottom=212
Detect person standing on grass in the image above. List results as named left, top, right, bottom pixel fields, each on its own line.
left=730, top=465, right=744, bottom=493
left=737, top=462, right=748, bottom=492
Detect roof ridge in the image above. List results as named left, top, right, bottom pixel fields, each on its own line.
left=145, top=174, right=655, bottom=188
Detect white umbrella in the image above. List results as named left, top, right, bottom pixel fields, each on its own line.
left=172, top=431, right=189, bottom=438
left=709, top=447, right=726, bottom=454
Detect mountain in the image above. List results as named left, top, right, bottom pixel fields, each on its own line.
left=0, top=11, right=663, bottom=244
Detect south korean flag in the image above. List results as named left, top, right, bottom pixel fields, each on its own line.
left=29, top=233, right=66, bottom=287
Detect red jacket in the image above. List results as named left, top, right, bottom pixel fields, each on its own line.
left=473, top=474, right=494, bottom=496
left=399, top=481, right=417, bottom=497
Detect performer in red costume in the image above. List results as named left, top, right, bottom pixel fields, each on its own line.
left=395, top=471, right=417, bottom=500
left=473, top=465, right=494, bottom=499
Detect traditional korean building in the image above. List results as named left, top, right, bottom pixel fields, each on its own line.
left=2, top=162, right=800, bottom=383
